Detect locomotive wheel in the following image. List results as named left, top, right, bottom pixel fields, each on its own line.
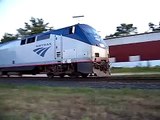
left=81, top=73, right=88, bottom=78
left=69, top=74, right=79, bottom=78
left=69, top=74, right=77, bottom=78
left=18, top=73, right=22, bottom=77
left=0, top=72, right=2, bottom=77
left=60, top=74, right=65, bottom=78
left=2, top=72, right=10, bottom=77
left=47, top=73, right=54, bottom=78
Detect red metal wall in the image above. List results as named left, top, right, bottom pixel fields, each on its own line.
left=109, top=40, right=160, bottom=62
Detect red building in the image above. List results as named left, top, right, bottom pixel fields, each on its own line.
left=105, top=32, right=160, bottom=67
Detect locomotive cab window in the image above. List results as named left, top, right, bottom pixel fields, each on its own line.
left=69, top=26, right=75, bottom=34
left=37, top=34, right=50, bottom=41
left=27, top=37, right=35, bottom=44
left=20, top=39, right=26, bottom=45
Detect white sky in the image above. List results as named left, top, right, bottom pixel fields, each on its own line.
left=0, top=0, right=160, bottom=39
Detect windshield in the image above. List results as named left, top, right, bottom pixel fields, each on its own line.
left=79, top=24, right=107, bottom=48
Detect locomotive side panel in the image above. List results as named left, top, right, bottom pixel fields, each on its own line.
left=61, top=36, right=93, bottom=75
left=62, top=36, right=92, bottom=62
left=0, top=48, right=16, bottom=67
left=15, top=37, right=55, bottom=65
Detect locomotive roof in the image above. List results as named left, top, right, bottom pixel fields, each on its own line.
left=0, top=24, right=106, bottom=48
left=46, top=23, right=106, bottom=47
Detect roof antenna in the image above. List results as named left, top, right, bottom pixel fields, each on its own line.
left=72, top=15, right=84, bottom=24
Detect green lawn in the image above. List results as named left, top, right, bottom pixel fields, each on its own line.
left=0, top=84, right=160, bottom=120
left=111, top=67, right=160, bottom=73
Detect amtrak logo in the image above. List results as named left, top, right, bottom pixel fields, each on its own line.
left=33, top=46, right=51, bottom=57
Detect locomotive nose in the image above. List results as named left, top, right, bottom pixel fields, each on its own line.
left=93, top=60, right=110, bottom=77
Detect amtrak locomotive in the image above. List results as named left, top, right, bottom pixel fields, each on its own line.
left=0, top=24, right=110, bottom=77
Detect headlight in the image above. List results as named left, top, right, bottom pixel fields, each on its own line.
left=99, top=43, right=105, bottom=48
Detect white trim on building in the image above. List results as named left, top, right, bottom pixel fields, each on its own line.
left=105, top=32, right=160, bottom=46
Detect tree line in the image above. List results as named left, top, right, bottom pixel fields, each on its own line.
left=1, top=17, right=160, bottom=43
left=0, top=17, right=52, bottom=43
left=105, top=22, right=160, bottom=39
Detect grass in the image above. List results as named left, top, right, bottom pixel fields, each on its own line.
left=111, top=66, right=160, bottom=73
left=0, top=84, right=160, bottom=120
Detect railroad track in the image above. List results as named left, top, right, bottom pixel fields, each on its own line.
left=0, top=76, right=160, bottom=89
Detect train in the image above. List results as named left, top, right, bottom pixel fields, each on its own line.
left=0, top=24, right=110, bottom=77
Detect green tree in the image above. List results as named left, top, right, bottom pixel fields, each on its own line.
left=148, top=22, right=160, bottom=32
left=0, top=17, right=53, bottom=43
left=105, top=23, right=137, bottom=38
left=0, top=33, right=18, bottom=43
left=17, top=17, right=53, bottom=38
